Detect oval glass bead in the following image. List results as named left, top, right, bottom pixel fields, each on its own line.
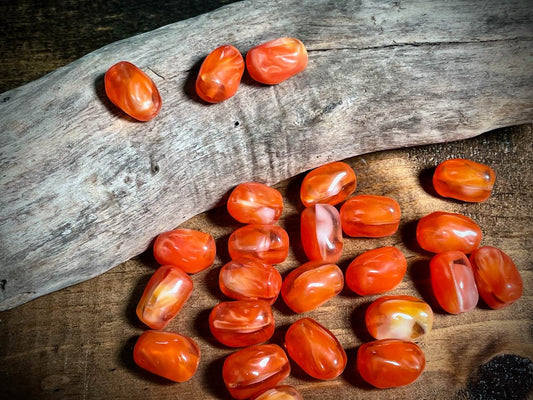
left=470, top=246, right=523, bottom=309
left=430, top=251, right=478, bottom=314
left=246, top=37, right=308, bottom=85
left=223, top=344, right=290, bottom=400
left=209, top=300, right=275, bottom=347
left=251, top=386, right=304, bottom=400
left=340, top=195, right=401, bottom=237
left=228, top=224, right=289, bottom=265
left=416, top=211, right=482, bottom=254
left=345, top=247, right=407, bottom=296
left=153, top=228, right=216, bottom=274
left=300, top=161, right=357, bottom=207
left=104, top=61, right=162, bottom=121
left=285, top=318, right=347, bottom=380
left=433, top=158, right=496, bottom=202
left=281, top=261, right=344, bottom=313
left=300, top=204, right=343, bottom=262
left=196, top=44, right=244, bottom=103
left=227, top=182, right=284, bottom=225
left=136, top=265, right=193, bottom=330
left=357, top=339, right=425, bottom=388
left=365, top=295, right=434, bottom=340
left=133, top=330, right=200, bottom=382
left=219, top=257, right=282, bottom=304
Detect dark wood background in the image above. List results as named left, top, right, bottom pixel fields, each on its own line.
left=0, top=1, right=531, bottom=399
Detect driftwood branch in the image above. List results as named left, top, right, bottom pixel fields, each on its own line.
left=0, top=0, right=532, bottom=310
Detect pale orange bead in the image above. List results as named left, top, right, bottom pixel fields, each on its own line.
left=228, top=224, right=289, bottom=265
left=300, top=204, right=343, bottom=263
left=227, top=182, right=284, bottom=224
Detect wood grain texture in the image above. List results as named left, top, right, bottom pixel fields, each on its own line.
left=0, top=0, right=532, bottom=310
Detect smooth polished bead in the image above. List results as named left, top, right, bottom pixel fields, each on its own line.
left=153, top=228, right=216, bottom=274
left=345, top=247, right=407, bottom=296
left=223, top=344, right=290, bottom=400
left=433, top=158, right=496, bottom=202
left=300, top=161, right=357, bottom=207
left=228, top=224, right=289, bottom=264
left=136, top=265, right=193, bottom=329
left=209, top=300, right=275, bottom=347
left=470, top=246, right=523, bottom=309
left=227, top=182, right=284, bottom=224
left=196, top=44, right=244, bottom=103
left=300, top=204, right=343, bottom=262
left=251, top=386, right=303, bottom=400
left=430, top=251, right=478, bottom=314
left=357, top=339, right=425, bottom=388
left=416, top=211, right=482, bottom=254
left=104, top=61, right=161, bottom=121
left=285, top=318, right=347, bottom=380
left=246, top=37, right=308, bottom=85
left=281, top=261, right=344, bottom=313
left=133, top=331, right=200, bottom=382
left=340, top=195, right=401, bottom=237
left=365, top=295, right=434, bottom=340
left=219, top=257, right=282, bottom=304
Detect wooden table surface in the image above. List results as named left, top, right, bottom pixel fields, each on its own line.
left=0, top=1, right=531, bottom=399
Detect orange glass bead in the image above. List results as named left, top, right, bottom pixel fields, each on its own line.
left=357, top=339, right=425, bottom=388
left=251, top=386, right=303, bottom=400
left=219, top=257, right=282, bottom=304
left=246, top=37, right=308, bottom=85
left=430, top=251, right=478, bottom=314
left=470, top=246, right=523, bottom=309
left=228, top=224, right=289, bottom=265
left=365, top=295, right=434, bottom=340
left=300, top=161, right=357, bottom=207
left=285, top=318, right=347, bottom=380
left=227, top=182, right=284, bottom=225
left=196, top=44, right=244, bottom=103
left=281, top=261, right=344, bottom=313
left=300, top=204, right=343, bottom=262
left=136, top=265, right=193, bottom=330
left=433, top=158, right=496, bottom=202
left=223, top=344, right=290, bottom=400
left=416, top=211, right=482, bottom=254
left=209, top=300, right=275, bottom=347
left=345, top=247, right=407, bottom=296
left=340, top=195, right=401, bottom=237
left=153, top=228, right=216, bottom=274
left=133, top=330, right=200, bottom=382
left=104, top=61, right=161, bottom=121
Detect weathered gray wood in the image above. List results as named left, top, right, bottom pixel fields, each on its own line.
left=0, top=0, right=532, bottom=310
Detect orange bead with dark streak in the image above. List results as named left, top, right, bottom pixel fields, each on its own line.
left=227, top=182, right=284, bottom=225
left=133, top=330, right=200, bottom=382
left=340, top=195, right=401, bottom=237
left=196, top=44, right=244, bottom=103
left=104, top=61, right=161, bottom=121
left=228, top=224, right=289, bottom=265
left=300, top=204, right=343, bottom=263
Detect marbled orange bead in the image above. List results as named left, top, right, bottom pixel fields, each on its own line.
left=251, top=386, right=303, bottom=400
left=227, top=182, right=284, bottom=224
left=470, top=246, right=523, bottom=309
left=228, top=224, right=289, bottom=265
left=416, top=211, right=482, bottom=254
left=340, top=195, right=401, bottom=237
left=357, top=339, right=425, bottom=388
left=246, top=37, right=308, bottom=85
left=285, top=318, right=347, bottom=380
left=365, top=295, right=434, bottom=340
left=433, top=158, right=496, bottom=202
left=153, top=228, right=216, bottom=274
left=133, top=330, right=200, bottom=382
left=300, top=204, right=343, bottom=262
left=430, top=251, right=478, bottom=314
left=281, top=261, right=344, bottom=313
left=136, top=265, right=193, bottom=330
left=300, top=161, right=357, bottom=207
left=196, top=44, right=244, bottom=103
left=223, top=344, right=290, bottom=400
left=104, top=61, right=162, bottom=121
left=209, top=300, right=275, bottom=347
left=345, top=247, right=407, bottom=296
